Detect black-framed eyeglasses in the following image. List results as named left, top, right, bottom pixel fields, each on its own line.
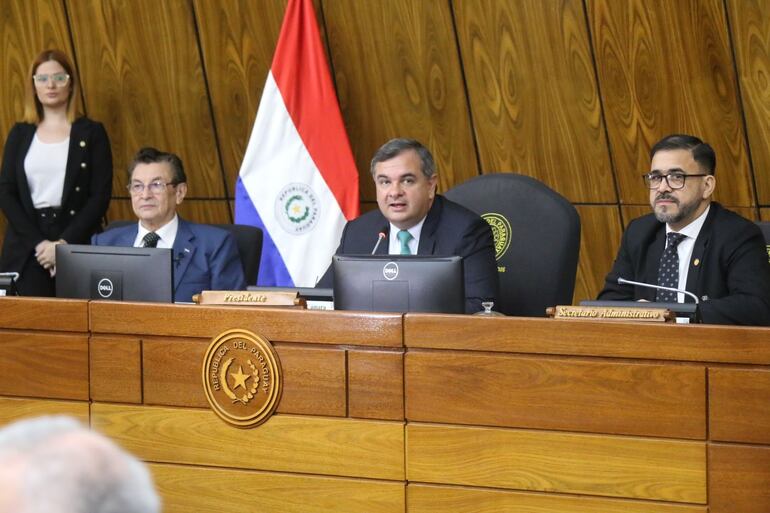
left=642, top=172, right=709, bottom=190
left=127, top=181, right=179, bottom=195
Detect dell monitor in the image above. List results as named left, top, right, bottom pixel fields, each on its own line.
left=332, top=255, right=464, bottom=314
left=56, top=244, right=173, bottom=302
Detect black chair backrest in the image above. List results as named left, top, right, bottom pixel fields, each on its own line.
left=757, top=221, right=770, bottom=263
left=445, top=173, right=580, bottom=317
left=104, top=221, right=263, bottom=285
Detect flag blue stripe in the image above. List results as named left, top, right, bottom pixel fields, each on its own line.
left=234, top=178, right=295, bottom=287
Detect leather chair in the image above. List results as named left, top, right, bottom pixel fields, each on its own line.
left=104, top=221, right=262, bottom=285
left=445, top=173, right=580, bottom=317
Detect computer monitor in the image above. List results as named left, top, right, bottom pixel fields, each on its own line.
left=56, top=244, right=173, bottom=302
left=332, top=255, right=464, bottom=314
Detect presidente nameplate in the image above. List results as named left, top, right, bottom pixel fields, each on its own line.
left=193, top=290, right=306, bottom=307
left=546, top=305, right=674, bottom=322
left=202, top=329, right=283, bottom=428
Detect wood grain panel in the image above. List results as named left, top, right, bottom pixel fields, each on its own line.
left=408, top=484, right=707, bottom=513
left=709, top=368, right=770, bottom=444
left=151, top=462, right=404, bottom=513
left=349, top=349, right=404, bottom=420
left=406, top=351, right=704, bottom=438
left=406, top=423, right=706, bottom=503
left=142, top=337, right=208, bottom=408
left=92, top=404, right=404, bottom=480
left=0, top=397, right=89, bottom=426
left=90, top=302, right=403, bottom=347
left=454, top=0, right=614, bottom=203
left=709, top=443, right=770, bottom=513
left=404, top=314, right=770, bottom=364
left=66, top=0, right=224, bottom=198
left=193, top=0, right=287, bottom=193
left=0, top=0, right=76, bottom=138
left=0, top=297, right=88, bottom=331
left=322, top=0, right=478, bottom=199
left=143, top=338, right=348, bottom=414
left=573, top=205, right=623, bottom=303
left=0, top=332, right=88, bottom=400
left=728, top=0, right=770, bottom=205
left=589, top=0, right=752, bottom=206
left=762, top=208, right=770, bottom=220
left=274, top=345, right=346, bottom=416
left=90, top=335, right=141, bottom=403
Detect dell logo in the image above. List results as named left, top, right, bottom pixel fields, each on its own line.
left=382, top=262, right=399, bottom=281
left=97, top=278, right=114, bottom=298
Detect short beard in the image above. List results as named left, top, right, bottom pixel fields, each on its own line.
left=653, top=193, right=701, bottom=226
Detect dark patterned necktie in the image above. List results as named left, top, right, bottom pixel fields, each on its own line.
left=656, top=232, right=687, bottom=302
left=142, top=232, right=160, bottom=248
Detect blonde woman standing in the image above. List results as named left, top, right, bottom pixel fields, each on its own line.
left=0, top=49, right=112, bottom=296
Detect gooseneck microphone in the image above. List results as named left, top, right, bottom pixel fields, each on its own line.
left=617, top=277, right=700, bottom=304
left=371, top=228, right=387, bottom=255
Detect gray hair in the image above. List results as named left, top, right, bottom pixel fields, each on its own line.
left=370, top=138, right=436, bottom=179
left=0, top=416, right=160, bottom=513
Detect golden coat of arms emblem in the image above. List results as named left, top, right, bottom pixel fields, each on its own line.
left=202, top=328, right=282, bottom=428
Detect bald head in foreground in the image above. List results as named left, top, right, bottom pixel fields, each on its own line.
left=0, top=415, right=160, bottom=513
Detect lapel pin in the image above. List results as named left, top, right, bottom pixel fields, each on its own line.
left=79, top=140, right=86, bottom=147
left=693, top=258, right=700, bottom=266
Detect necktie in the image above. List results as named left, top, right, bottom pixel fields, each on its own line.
left=142, top=232, right=160, bottom=248
left=397, top=229, right=413, bottom=255
left=656, top=232, right=687, bottom=302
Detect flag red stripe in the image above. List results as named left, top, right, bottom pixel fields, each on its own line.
left=271, top=0, right=359, bottom=219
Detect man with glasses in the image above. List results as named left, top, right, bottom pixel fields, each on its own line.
left=598, top=134, right=770, bottom=325
left=92, top=147, right=245, bottom=301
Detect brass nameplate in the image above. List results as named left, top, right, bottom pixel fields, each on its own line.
left=546, top=305, right=674, bottom=322
left=192, top=291, right=306, bottom=308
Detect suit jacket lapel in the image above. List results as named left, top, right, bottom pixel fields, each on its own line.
left=16, top=125, right=36, bottom=215
left=417, top=196, right=442, bottom=255
left=60, top=119, right=82, bottom=207
left=172, top=219, right=196, bottom=289
left=685, top=204, right=717, bottom=300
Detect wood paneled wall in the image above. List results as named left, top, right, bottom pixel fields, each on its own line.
left=2, top=0, right=769, bottom=301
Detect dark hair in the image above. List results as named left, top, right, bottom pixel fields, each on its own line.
left=23, top=49, right=79, bottom=123
left=650, top=134, right=716, bottom=175
left=127, top=147, right=187, bottom=184
left=370, top=138, right=436, bottom=178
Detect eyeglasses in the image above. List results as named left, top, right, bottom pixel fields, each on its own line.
left=642, top=171, right=709, bottom=190
left=127, top=181, right=178, bottom=195
left=32, top=73, right=71, bottom=87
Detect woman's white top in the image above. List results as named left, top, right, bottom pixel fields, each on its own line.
left=24, top=133, right=69, bottom=209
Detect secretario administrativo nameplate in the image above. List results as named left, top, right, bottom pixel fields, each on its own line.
left=202, top=329, right=282, bottom=428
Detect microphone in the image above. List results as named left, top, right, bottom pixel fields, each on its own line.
left=371, top=228, right=387, bottom=255
left=617, top=277, right=699, bottom=304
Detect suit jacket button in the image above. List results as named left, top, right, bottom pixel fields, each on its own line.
left=81, top=162, right=87, bottom=168
left=70, top=210, right=76, bottom=216
left=75, top=186, right=81, bottom=192
left=79, top=140, right=86, bottom=147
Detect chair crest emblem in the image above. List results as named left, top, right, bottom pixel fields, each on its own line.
left=482, top=212, right=512, bottom=261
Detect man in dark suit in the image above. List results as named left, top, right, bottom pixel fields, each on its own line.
left=599, top=134, right=770, bottom=325
left=318, top=138, right=498, bottom=313
left=92, top=147, right=245, bottom=302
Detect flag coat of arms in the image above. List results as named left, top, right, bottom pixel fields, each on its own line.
left=235, top=0, right=359, bottom=286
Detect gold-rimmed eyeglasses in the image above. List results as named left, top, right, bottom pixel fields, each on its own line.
left=127, top=181, right=179, bottom=195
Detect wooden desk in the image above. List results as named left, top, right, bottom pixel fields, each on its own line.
left=1, top=297, right=769, bottom=513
